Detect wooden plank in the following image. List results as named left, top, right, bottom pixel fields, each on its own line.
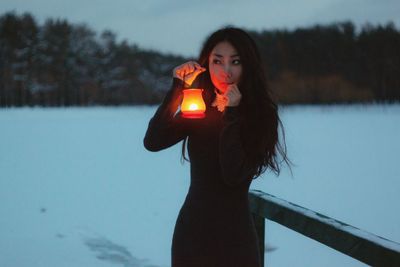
left=248, top=189, right=400, bottom=267
left=252, top=213, right=265, bottom=267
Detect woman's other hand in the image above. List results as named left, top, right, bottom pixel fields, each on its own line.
left=225, top=84, right=242, bottom=107
left=173, top=61, right=206, bottom=87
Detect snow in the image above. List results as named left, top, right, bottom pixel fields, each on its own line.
left=0, top=105, right=399, bottom=267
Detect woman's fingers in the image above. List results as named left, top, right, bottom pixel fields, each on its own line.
left=173, top=61, right=206, bottom=85
left=188, top=62, right=206, bottom=77
left=173, top=61, right=206, bottom=86
left=177, top=61, right=204, bottom=76
left=194, top=62, right=206, bottom=72
left=187, top=63, right=195, bottom=74
left=225, top=84, right=242, bottom=106
left=226, top=84, right=240, bottom=96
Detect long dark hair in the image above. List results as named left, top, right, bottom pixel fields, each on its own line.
left=182, top=26, right=291, bottom=178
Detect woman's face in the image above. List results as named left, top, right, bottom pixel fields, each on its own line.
left=208, top=41, right=242, bottom=93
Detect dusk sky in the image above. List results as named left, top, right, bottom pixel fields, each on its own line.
left=1, top=0, right=399, bottom=57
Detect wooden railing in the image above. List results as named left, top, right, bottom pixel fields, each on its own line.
left=249, top=189, right=400, bottom=267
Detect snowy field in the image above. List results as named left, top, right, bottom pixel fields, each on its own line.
left=1, top=105, right=399, bottom=267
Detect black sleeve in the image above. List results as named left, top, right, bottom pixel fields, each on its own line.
left=143, top=78, right=189, bottom=152
left=219, top=106, right=256, bottom=186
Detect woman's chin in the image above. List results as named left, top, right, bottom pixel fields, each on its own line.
left=215, top=85, right=227, bottom=94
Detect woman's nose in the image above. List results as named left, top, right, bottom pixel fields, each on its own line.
left=222, top=65, right=232, bottom=79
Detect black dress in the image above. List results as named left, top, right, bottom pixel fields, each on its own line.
left=144, top=78, right=261, bottom=267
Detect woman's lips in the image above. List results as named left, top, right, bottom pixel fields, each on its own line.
left=217, top=81, right=234, bottom=92
left=221, top=82, right=234, bottom=86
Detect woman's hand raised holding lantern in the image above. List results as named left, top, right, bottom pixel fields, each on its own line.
left=173, top=61, right=206, bottom=87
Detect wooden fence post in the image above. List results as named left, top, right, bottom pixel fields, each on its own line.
left=253, top=213, right=265, bottom=267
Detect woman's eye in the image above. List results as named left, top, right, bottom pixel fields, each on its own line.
left=212, top=59, right=221, bottom=64
left=232, top=59, right=241, bottom=65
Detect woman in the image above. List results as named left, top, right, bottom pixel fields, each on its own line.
left=144, top=27, right=289, bottom=267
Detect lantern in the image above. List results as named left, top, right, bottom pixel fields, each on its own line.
left=181, top=89, right=206, bottom=119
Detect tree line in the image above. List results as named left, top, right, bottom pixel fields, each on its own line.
left=1, top=11, right=399, bottom=106
left=0, top=11, right=184, bottom=107
left=249, top=22, right=400, bottom=103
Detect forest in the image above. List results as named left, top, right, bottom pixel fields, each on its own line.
left=1, top=11, right=399, bottom=106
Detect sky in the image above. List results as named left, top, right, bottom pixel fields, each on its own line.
left=1, top=0, right=399, bottom=57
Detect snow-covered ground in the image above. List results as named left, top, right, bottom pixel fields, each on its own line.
left=1, top=105, right=399, bottom=267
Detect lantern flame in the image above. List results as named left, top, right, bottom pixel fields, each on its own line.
left=189, top=103, right=198, bottom=111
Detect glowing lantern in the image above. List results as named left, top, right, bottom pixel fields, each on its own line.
left=181, top=89, right=206, bottom=119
